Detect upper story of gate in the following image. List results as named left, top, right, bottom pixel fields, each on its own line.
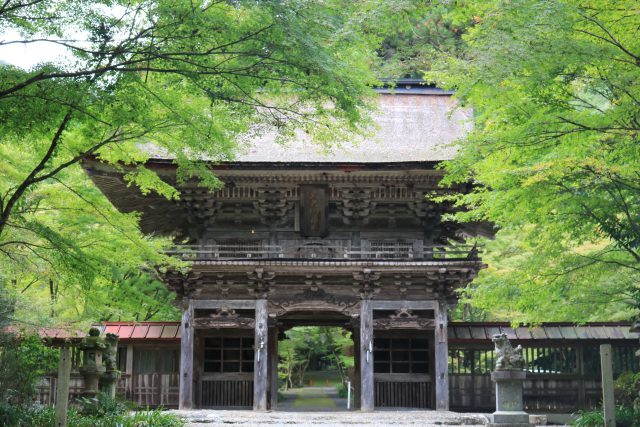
left=83, top=82, right=489, bottom=302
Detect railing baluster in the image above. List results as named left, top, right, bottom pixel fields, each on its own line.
left=168, top=241, right=481, bottom=261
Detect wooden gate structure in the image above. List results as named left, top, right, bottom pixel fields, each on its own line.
left=82, top=82, right=486, bottom=411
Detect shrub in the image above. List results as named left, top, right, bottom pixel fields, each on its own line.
left=573, top=406, right=640, bottom=427
left=0, top=403, right=56, bottom=427
left=615, top=371, right=640, bottom=408
left=0, top=403, right=185, bottom=427
left=0, top=333, right=57, bottom=404
left=77, top=392, right=131, bottom=417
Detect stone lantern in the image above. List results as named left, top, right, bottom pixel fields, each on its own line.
left=490, top=333, right=530, bottom=426
left=100, top=333, right=121, bottom=398
left=78, top=327, right=107, bottom=398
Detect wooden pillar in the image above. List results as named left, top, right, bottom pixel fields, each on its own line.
left=268, top=325, right=279, bottom=410
left=253, top=299, right=268, bottom=411
left=193, top=334, right=204, bottom=408
left=353, top=327, right=361, bottom=409
left=600, top=344, right=615, bottom=427
left=360, top=299, right=374, bottom=412
left=179, top=302, right=194, bottom=410
left=434, top=300, right=449, bottom=411
left=55, top=346, right=72, bottom=427
left=125, top=344, right=134, bottom=400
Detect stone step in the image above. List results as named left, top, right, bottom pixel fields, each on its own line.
left=169, top=410, right=491, bottom=426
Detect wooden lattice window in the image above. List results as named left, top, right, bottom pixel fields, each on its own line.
left=204, top=337, right=254, bottom=373
left=374, top=338, right=429, bottom=374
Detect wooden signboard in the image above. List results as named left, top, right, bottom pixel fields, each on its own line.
left=299, top=185, right=329, bottom=237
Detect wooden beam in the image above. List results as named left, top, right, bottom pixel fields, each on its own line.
left=179, top=303, right=194, bottom=410
left=191, top=300, right=257, bottom=309
left=253, top=299, right=268, bottom=411
left=371, top=300, right=437, bottom=310
left=434, top=300, right=449, bottom=410
left=55, top=346, right=72, bottom=427
left=360, top=299, right=374, bottom=412
left=600, top=344, right=615, bottom=427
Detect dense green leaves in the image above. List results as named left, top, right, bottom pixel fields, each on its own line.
left=278, top=327, right=353, bottom=390
left=0, top=0, right=397, bottom=327
left=426, top=0, right=640, bottom=322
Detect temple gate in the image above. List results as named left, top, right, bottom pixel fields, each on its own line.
left=83, top=82, right=489, bottom=410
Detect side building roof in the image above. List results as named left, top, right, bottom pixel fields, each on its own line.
left=28, top=321, right=640, bottom=345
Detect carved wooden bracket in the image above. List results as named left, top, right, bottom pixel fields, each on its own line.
left=247, top=268, right=275, bottom=299
left=353, top=268, right=381, bottom=300
left=215, top=275, right=233, bottom=298
left=254, top=188, right=295, bottom=226
left=304, top=274, right=323, bottom=291
left=338, top=188, right=375, bottom=225
left=181, top=188, right=222, bottom=227
left=163, top=271, right=203, bottom=299
left=393, top=274, right=412, bottom=298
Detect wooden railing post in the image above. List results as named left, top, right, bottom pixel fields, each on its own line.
left=253, top=298, right=268, bottom=410
left=179, top=302, right=194, bottom=409
left=435, top=300, right=449, bottom=410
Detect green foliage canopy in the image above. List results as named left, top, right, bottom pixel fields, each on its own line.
left=0, top=0, right=402, bottom=326
left=425, top=0, right=640, bottom=322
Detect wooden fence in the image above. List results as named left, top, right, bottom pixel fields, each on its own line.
left=374, top=374, right=432, bottom=408
left=449, top=343, right=638, bottom=413
left=36, top=373, right=179, bottom=408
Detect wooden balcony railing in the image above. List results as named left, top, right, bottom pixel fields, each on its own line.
left=167, top=240, right=479, bottom=261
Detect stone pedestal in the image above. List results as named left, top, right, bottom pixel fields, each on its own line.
left=490, top=370, right=530, bottom=427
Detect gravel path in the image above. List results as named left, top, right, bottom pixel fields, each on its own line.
left=278, top=386, right=349, bottom=412
left=169, top=409, right=490, bottom=427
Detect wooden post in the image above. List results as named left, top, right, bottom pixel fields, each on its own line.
left=253, top=299, right=268, bottom=411
left=125, top=344, right=134, bottom=400
left=434, top=300, right=449, bottom=411
left=268, top=326, right=279, bottom=410
left=353, top=327, right=361, bottom=409
left=55, top=346, right=72, bottom=427
left=600, top=344, right=615, bottom=427
left=360, top=299, right=374, bottom=412
left=193, top=335, right=204, bottom=408
left=179, top=302, right=194, bottom=410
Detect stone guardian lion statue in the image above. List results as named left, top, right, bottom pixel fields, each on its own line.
left=492, top=333, right=524, bottom=370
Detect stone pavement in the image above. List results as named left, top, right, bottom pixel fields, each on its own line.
left=169, top=409, right=490, bottom=426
